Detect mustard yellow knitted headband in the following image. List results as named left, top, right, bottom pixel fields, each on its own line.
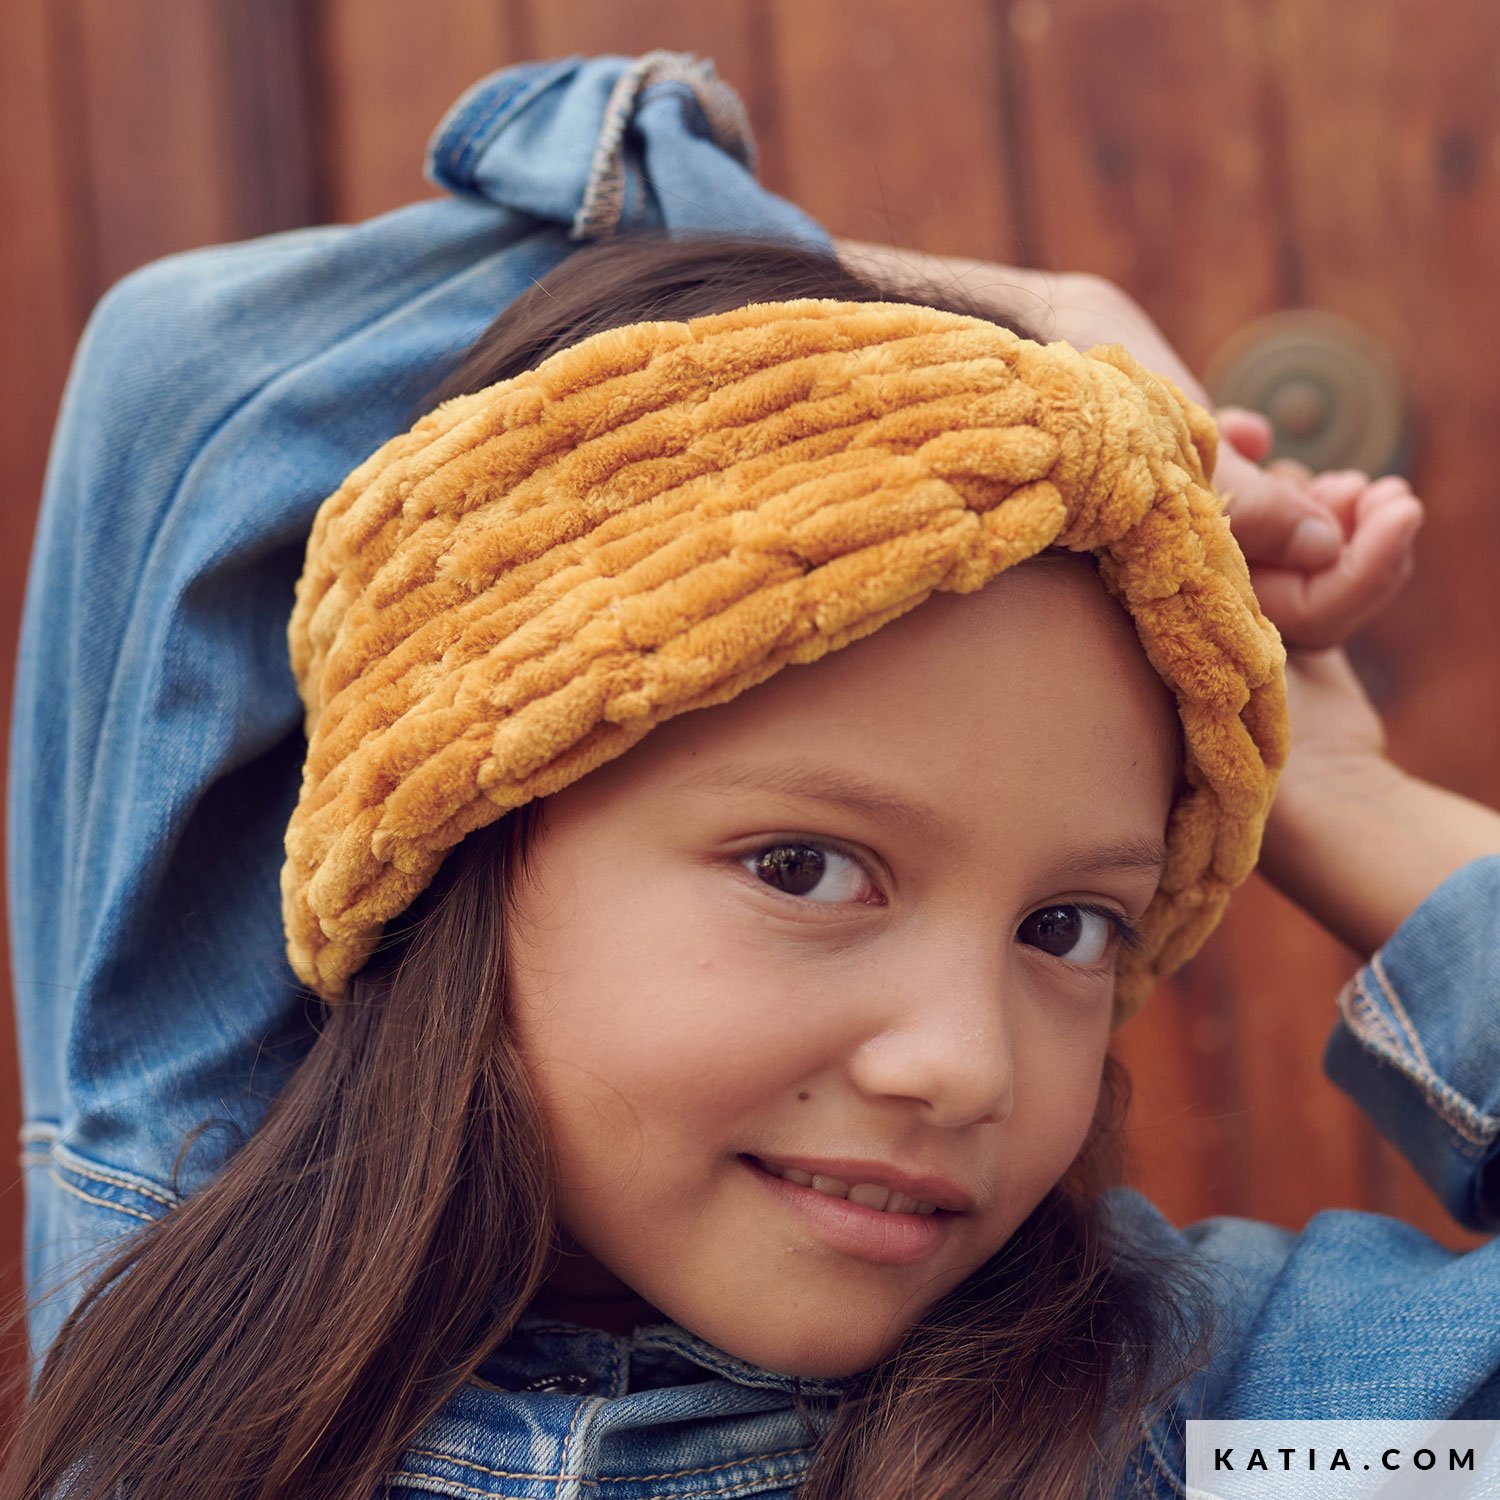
left=283, top=298, right=1288, bottom=1024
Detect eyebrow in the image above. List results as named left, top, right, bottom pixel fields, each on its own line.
left=676, top=762, right=1167, bottom=878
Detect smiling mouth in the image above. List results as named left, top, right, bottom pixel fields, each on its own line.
left=737, top=1154, right=955, bottom=1218
left=736, top=1155, right=957, bottom=1266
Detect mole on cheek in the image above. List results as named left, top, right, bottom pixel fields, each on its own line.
left=798, top=1092, right=810, bottom=1102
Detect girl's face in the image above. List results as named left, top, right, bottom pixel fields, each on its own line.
left=504, top=554, right=1179, bottom=1377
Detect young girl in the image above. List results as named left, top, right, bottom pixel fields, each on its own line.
left=6, top=51, right=1498, bottom=1500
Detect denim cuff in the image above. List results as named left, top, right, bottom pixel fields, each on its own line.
left=1323, top=853, right=1500, bottom=1232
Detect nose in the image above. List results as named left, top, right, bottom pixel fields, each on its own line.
left=845, top=942, right=1016, bottom=1128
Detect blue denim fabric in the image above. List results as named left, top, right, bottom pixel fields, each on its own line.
left=10, top=47, right=1500, bottom=1500
left=6, top=48, right=829, bottom=1371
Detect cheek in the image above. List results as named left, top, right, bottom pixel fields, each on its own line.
left=1002, top=1005, right=1112, bottom=1213
left=504, top=895, right=806, bottom=1181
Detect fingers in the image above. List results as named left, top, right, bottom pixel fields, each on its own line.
left=1215, top=445, right=1344, bottom=569
left=1266, top=456, right=1314, bottom=485
left=1308, top=470, right=1420, bottom=546
left=1211, top=398, right=1424, bottom=647
left=1216, top=406, right=1274, bottom=463
left=1251, top=483, right=1425, bottom=650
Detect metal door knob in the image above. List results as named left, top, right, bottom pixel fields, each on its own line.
left=1204, top=309, right=1412, bottom=477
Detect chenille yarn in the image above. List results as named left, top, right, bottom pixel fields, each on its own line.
left=283, top=297, right=1289, bottom=1024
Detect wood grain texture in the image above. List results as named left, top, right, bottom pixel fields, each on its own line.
left=765, top=0, right=1019, bottom=261
left=523, top=0, right=784, bottom=199
left=317, top=0, right=517, bottom=223
left=1002, top=0, right=1284, bottom=368
left=998, top=0, right=1291, bottom=1232
left=0, top=0, right=83, bottom=1410
left=67, top=0, right=240, bottom=299
left=1260, top=0, right=1500, bottom=1249
left=3, top=3, right=1497, bottom=1414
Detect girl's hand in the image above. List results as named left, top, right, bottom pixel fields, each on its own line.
left=1212, top=408, right=1425, bottom=652
left=1275, top=644, right=1388, bottom=793
left=1211, top=410, right=1437, bottom=798
left=1258, top=651, right=1500, bottom=959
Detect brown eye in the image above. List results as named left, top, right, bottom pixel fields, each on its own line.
left=754, top=844, right=826, bottom=896
left=742, top=842, right=872, bottom=904
left=1017, top=905, right=1115, bottom=966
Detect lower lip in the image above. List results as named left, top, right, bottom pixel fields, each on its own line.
left=739, top=1155, right=957, bottom=1266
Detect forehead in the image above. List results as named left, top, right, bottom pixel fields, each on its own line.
left=583, top=554, right=1183, bottom=837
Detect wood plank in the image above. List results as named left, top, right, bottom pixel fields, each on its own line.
left=1263, top=0, right=1500, bottom=807
left=1003, top=0, right=1284, bottom=369
left=0, top=0, right=93, bottom=1401
left=765, top=0, right=1019, bottom=262
left=1257, top=0, right=1500, bottom=1247
left=523, top=0, right=783, bottom=198
left=67, top=0, right=240, bottom=298
left=317, top=0, right=518, bottom=223
left=1006, top=0, right=1303, bottom=1230
left=0, top=0, right=324, bottom=1391
left=220, top=0, right=322, bottom=231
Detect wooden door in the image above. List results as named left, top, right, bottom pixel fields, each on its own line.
left=3, top=0, right=1496, bottom=1412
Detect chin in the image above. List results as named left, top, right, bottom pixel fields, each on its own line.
left=682, top=1304, right=907, bottom=1380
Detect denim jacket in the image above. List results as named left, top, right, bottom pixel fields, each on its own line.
left=9, top=50, right=1500, bottom=1500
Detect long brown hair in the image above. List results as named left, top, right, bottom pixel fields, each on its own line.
left=1, top=232, right=1217, bottom=1499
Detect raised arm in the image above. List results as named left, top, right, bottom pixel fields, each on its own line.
left=1259, top=650, right=1500, bottom=959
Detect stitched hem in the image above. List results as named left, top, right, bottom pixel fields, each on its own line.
left=391, top=1473, right=802, bottom=1500
left=387, top=1446, right=816, bottom=1494
left=385, top=1475, right=534, bottom=1500
left=20, top=1122, right=181, bottom=1224
left=572, top=51, right=755, bottom=242
left=43, top=1166, right=158, bottom=1224
left=1138, top=1416, right=1187, bottom=1498
left=1337, top=967, right=1500, bottom=1151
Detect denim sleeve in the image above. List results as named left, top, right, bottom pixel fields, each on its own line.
left=1322, top=852, right=1500, bottom=1232
left=1096, top=856, right=1500, bottom=1460
left=5, top=51, right=833, bottom=1379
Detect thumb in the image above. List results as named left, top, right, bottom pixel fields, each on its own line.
left=1216, top=446, right=1344, bottom=570
left=1216, top=406, right=1274, bottom=463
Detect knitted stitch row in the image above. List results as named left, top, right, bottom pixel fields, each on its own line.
left=283, top=298, right=1288, bottom=1023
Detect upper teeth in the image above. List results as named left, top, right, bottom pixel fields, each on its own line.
left=761, top=1161, right=939, bottom=1215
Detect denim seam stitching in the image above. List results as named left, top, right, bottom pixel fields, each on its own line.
left=438, top=56, right=588, bottom=186
left=22, top=1126, right=181, bottom=1211
left=401, top=1450, right=568, bottom=1483
left=390, top=1474, right=533, bottom=1500
left=47, top=1141, right=181, bottom=1208
left=605, top=1335, right=625, bottom=1400
left=637, top=1328, right=850, bottom=1397
left=28, top=1134, right=182, bottom=1208
left=1343, top=972, right=1406, bottom=1061
left=1363, top=970, right=1497, bottom=1144
left=571, top=55, right=647, bottom=241
left=571, top=53, right=756, bottom=242
left=446, top=81, right=534, bottom=183
left=600, top=1474, right=803, bottom=1500
left=1341, top=972, right=1498, bottom=1148
left=598, top=1445, right=815, bottom=1483
left=1139, top=1417, right=1188, bottom=1498
left=45, top=1165, right=157, bottom=1224
left=554, top=1395, right=599, bottom=1500
left=1371, top=951, right=1436, bottom=1074
left=399, top=1471, right=800, bottom=1500
left=400, top=1443, right=815, bottom=1488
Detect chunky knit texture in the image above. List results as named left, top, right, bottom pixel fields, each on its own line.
left=284, top=298, right=1288, bottom=1022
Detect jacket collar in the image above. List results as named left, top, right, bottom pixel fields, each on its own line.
left=476, top=1309, right=857, bottom=1400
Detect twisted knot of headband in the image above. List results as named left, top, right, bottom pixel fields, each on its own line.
left=283, top=298, right=1288, bottom=1024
